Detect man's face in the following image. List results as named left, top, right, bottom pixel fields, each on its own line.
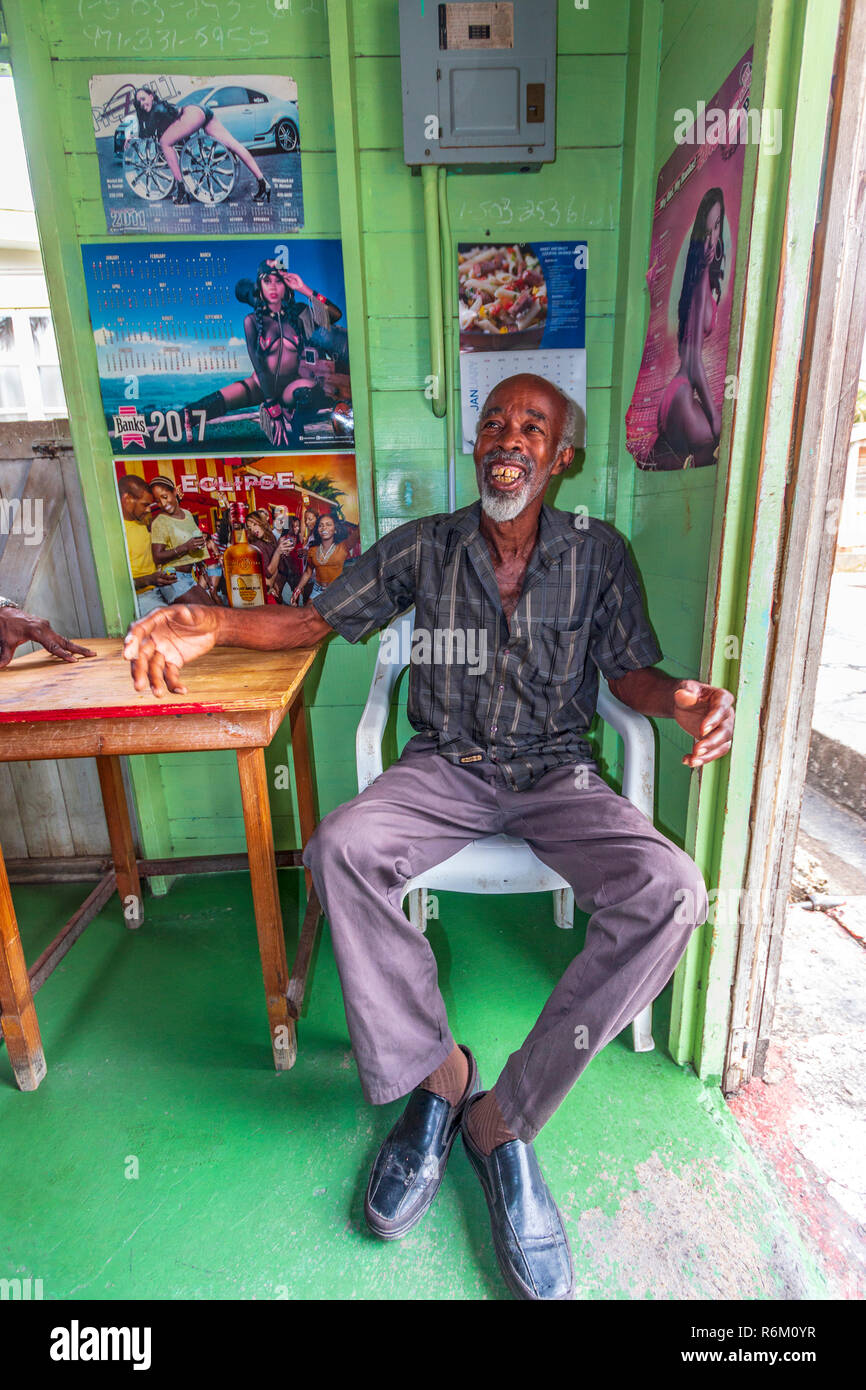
left=473, top=377, right=573, bottom=522
left=124, top=486, right=154, bottom=521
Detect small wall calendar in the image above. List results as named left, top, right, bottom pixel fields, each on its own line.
left=458, top=241, right=587, bottom=453
left=81, top=240, right=353, bottom=457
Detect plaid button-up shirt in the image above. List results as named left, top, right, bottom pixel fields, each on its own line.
left=313, top=501, right=662, bottom=790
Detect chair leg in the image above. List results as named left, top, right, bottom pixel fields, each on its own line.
left=552, top=887, right=574, bottom=929
left=407, top=888, right=428, bottom=934
left=632, top=1003, right=655, bottom=1053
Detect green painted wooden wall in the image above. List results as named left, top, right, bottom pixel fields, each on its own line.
left=4, top=0, right=758, bottom=865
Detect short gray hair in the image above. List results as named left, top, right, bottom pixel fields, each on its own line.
left=475, top=380, right=580, bottom=457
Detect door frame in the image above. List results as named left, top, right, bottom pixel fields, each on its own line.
left=722, top=0, right=866, bottom=1091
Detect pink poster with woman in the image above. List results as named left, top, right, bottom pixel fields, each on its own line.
left=625, top=52, right=753, bottom=470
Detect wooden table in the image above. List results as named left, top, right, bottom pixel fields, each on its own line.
left=0, top=638, right=323, bottom=1091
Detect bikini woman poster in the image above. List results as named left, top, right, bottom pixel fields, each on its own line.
left=625, top=52, right=752, bottom=470
left=81, top=240, right=352, bottom=455
left=89, top=74, right=303, bottom=234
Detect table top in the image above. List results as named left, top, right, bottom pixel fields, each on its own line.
left=0, top=639, right=320, bottom=724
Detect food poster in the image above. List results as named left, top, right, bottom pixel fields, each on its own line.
left=625, top=52, right=752, bottom=470
left=458, top=242, right=587, bottom=453
left=89, top=74, right=303, bottom=234
left=114, top=453, right=360, bottom=617
left=81, top=240, right=353, bottom=456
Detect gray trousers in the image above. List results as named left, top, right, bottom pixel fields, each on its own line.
left=303, top=741, right=709, bottom=1143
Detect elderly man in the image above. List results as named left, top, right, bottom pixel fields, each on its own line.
left=123, top=373, right=733, bottom=1301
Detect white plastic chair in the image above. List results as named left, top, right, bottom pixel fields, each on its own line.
left=356, top=609, right=657, bottom=1052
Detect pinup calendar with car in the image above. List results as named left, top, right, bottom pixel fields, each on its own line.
left=89, top=74, right=304, bottom=234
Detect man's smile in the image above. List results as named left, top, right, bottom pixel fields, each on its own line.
left=483, top=452, right=532, bottom=492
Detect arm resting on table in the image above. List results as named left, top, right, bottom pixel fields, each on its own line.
left=123, top=601, right=335, bottom=696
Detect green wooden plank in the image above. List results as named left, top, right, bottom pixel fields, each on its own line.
left=660, top=0, right=701, bottom=62
left=308, top=638, right=378, bottom=706
left=376, top=462, right=449, bottom=518
left=655, top=0, right=760, bottom=155
left=555, top=56, right=628, bottom=146
left=632, top=466, right=719, bottom=500
left=371, top=387, right=445, bottom=451
left=360, top=148, right=624, bottom=234
left=368, top=312, right=615, bottom=393
left=43, top=0, right=330, bottom=59
left=636, top=573, right=708, bottom=672
left=364, top=229, right=620, bottom=318
left=556, top=0, right=632, bottom=54
left=631, top=483, right=716, bottom=579
left=328, top=0, right=378, bottom=550
left=353, top=0, right=631, bottom=58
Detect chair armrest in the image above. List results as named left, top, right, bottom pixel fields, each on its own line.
left=357, top=665, right=395, bottom=789
left=356, top=610, right=415, bottom=791
left=596, top=676, right=656, bottom=820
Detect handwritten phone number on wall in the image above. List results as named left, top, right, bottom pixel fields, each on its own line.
left=76, top=0, right=326, bottom=53
left=457, top=197, right=586, bottom=229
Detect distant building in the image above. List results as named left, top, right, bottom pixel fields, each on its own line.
left=0, top=68, right=66, bottom=421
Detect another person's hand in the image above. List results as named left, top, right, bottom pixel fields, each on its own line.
left=122, top=604, right=221, bottom=697
left=673, top=681, right=734, bottom=768
left=0, top=604, right=96, bottom=670
left=290, top=587, right=303, bottom=606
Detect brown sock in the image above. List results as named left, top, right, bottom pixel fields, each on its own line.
left=420, top=1044, right=470, bottom=1106
left=465, top=1087, right=518, bottom=1154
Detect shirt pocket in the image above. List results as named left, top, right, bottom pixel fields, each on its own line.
left=532, top=619, right=591, bottom=685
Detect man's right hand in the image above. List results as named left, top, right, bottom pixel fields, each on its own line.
left=123, top=603, right=222, bottom=697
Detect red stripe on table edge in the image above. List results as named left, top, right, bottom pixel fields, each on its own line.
left=0, top=701, right=230, bottom=722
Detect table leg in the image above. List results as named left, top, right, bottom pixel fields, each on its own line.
left=237, top=745, right=296, bottom=1071
left=96, top=755, right=143, bottom=928
left=0, top=844, right=46, bottom=1091
left=289, top=689, right=317, bottom=894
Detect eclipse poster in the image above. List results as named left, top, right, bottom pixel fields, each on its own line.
left=457, top=242, right=587, bottom=453
left=113, top=453, right=361, bottom=616
left=81, top=240, right=353, bottom=456
left=89, top=74, right=304, bottom=235
left=624, top=51, right=752, bottom=470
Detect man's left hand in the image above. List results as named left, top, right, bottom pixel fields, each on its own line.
left=673, top=680, right=735, bottom=768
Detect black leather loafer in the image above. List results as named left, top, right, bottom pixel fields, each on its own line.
left=461, top=1091, right=575, bottom=1300
left=365, top=1044, right=479, bottom=1240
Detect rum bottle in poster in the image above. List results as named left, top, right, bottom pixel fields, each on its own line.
left=223, top=502, right=265, bottom=608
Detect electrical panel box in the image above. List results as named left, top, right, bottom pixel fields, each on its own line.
left=399, top=0, right=556, bottom=170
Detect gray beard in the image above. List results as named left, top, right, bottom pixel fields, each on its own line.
left=480, top=483, right=532, bottom=522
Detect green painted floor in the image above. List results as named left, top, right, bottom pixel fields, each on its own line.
left=1, top=873, right=828, bottom=1301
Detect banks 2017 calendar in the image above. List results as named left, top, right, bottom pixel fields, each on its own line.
left=81, top=240, right=353, bottom=457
